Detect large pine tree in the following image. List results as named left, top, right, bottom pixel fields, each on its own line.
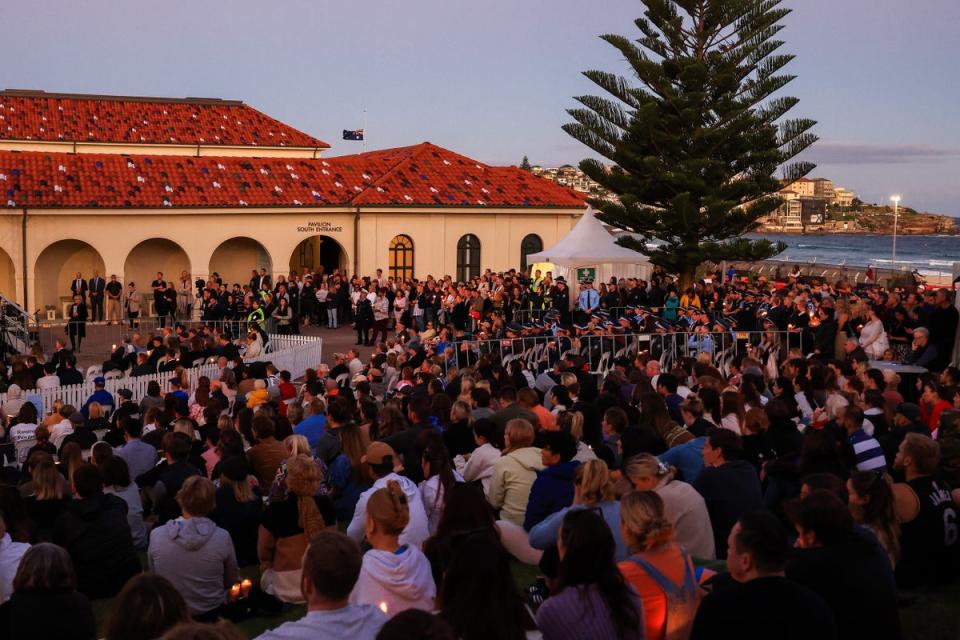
left=564, top=0, right=817, bottom=287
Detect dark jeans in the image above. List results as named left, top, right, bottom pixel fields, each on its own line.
left=370, top=319, right=388, bottom=345
left=90, top=296, right=104, bottom=321
left=356, top=324, right=370, bottom=345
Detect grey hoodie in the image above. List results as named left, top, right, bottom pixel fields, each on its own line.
left=148, top=516, right=239, bottom=615
left=349, top=545, right=436, bottom=615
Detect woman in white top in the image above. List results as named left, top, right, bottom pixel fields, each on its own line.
left=858, top=304, right=889, bottom=360
left=419, top=433, right=464, bottom=535
left=455, top=418, right=501, bottom=496
left=719, top=389, right=744, bottom=434
left=392, top=284, right=408, bottom=325
left=624, top=454, right=716, bottom=560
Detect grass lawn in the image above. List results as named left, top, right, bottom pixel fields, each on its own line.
left=89, top=558, right=960, bottom=639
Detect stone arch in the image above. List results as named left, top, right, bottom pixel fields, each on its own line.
left=34, top=239, right=106, bottom=316
left=123, top=239, right=192, bottom=304
left=0, top=247, right=15, bottom=301
left=209, top=237, right=273, bottom=288
left=289, top=235, right=348, bottom=278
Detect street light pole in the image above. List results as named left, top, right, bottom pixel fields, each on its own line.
left=890, top=194, right=901, bottom=265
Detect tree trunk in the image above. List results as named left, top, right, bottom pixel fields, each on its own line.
left=678, top=266, right=697, bottom=291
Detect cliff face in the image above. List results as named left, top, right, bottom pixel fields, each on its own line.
left=760, top=207, right=959, bottom=235
left=855, top=210, right=958, bottom=235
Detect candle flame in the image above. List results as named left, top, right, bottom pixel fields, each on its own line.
left=379, top=601, right=389, bottom=614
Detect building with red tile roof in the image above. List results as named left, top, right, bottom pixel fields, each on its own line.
left=0, top=92, right=588, bottom=313
left=0, top=90, right=328, bottom=155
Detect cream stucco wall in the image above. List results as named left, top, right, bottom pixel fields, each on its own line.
left=0, top=205, right=580, bottom=314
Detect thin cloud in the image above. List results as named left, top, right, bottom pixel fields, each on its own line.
left=803, top=142, right=960, bottom=165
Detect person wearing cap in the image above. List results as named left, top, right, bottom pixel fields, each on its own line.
left=576, top=280, right=600, bottom=324
left=349, top=480, right=436, bottom=616
left=81, top=377, right=114, bottom=419
left=346, top=442, right=429, bottom=548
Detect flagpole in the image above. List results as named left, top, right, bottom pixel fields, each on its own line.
left=362, top=108, right=367, bottom=153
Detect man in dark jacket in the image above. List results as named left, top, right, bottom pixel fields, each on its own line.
left=382, top=396, right=434, bottom=484
left=812, top=307, right=838, bottom=359
left=52, top=463, right=141, bottom=598
left=491, top=386, right=540, bottom=432
left=153, top=432, right=202, bottom=524
left=524, top=431, right=579, bottom=531
left=693, top=429, right=763, bottom=559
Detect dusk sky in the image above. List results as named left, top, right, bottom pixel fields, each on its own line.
left=4, top=0, right=958, bottom=215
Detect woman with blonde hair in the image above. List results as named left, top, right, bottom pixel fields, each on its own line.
left=268, top=434, right=325, bottom=503
left=529, top=459, right=628, bottom=560
left=24, top=456, right=71, bottom=540
left=43, top=399, right=64, bottom=428
left=488, top=419, right=542, bottom=527
left=624, top=454, right=715, bottom=560
left=618, top=490, right=702, bottom=640
left=557, top=410, right=597, bottom=463
left=350, top=480, right=436, bottom=615
left=258, top=454, right=335, bottom=603
left=488, top=419, right=543, bottom=565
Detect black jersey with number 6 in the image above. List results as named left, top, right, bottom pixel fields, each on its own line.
left=897, top=475, right=959, bottom=587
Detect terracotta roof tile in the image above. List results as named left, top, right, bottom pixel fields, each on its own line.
left=0, top=143, right=584, bottom=209
left=0, top=91, right=327, bottom=148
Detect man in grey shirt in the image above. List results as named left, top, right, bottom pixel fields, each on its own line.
left=256, top=531, right=386, bottom=640
left=114, top=419, right=158, bottom=482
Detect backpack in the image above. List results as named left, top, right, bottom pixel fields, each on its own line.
left=628, top=551, right=700, bottom=640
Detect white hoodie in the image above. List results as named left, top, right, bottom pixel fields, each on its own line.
left=347, top=473, right=430, bottom=547
left=349, top=545, right=436, bottom=616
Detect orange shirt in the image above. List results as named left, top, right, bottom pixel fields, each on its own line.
left=618, top=545, right=695, bottom=640
left=532, top=404, right=557, bottom=431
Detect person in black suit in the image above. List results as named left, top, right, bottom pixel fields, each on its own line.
left=151, top=272, right=167, bottom=327
left=88, top=270, right=105, bottom=322
left=67, top=294, right=88, bottom=351
left=257, top=268, right=271, bottom=292
left=70, top=271, right=88, bottom=302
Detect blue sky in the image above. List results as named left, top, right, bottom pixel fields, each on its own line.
left=3, top=0, right=958, bottom=215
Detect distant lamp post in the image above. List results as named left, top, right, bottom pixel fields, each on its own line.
left=890, top=194, right=902, bottom=265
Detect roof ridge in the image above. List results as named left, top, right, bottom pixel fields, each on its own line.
left=0, top=89, right=242, bottom=106
left=348, top=142, right=433, bottom=204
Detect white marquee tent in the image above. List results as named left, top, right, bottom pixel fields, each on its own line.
left=527, top=206, right=653, bottom=284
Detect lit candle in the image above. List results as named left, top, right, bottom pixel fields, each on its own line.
left=111, top=343, right=116, bottom=350
left=379, top=601, right=389, bottom=615
left=240, top=578, right=252, bottom=597
left=230, top=583, right=241, bottom=601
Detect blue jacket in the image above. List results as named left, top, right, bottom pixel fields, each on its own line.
left=295, top=414, right=327, bottom=450
left=658, top=436, right=707, bottom=484
left=82, top=389, right=115, bottom=417
left=524, top=460, right=579, bottom=531
left=529, top=500, right=629, bottom=561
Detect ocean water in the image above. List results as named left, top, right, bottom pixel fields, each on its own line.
left=748, top=233, right=960, bottom=276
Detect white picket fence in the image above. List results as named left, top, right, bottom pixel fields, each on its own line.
left=1, top=334, right=323, bottom=416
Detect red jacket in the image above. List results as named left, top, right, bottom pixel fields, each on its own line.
left=921, top=399, right=952, bottom=432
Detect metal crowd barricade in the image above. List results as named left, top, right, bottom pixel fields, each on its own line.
left=440, top=330, right=799, bottom=380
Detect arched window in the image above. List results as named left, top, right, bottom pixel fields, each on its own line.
left=388, top=234, right=415, bottom=282
left=520, top=234, right=543, bottom=272
left=456, top=234, right=481, bottom=282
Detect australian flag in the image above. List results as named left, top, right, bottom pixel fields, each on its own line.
left=342, top=129, right=365, bottom=141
